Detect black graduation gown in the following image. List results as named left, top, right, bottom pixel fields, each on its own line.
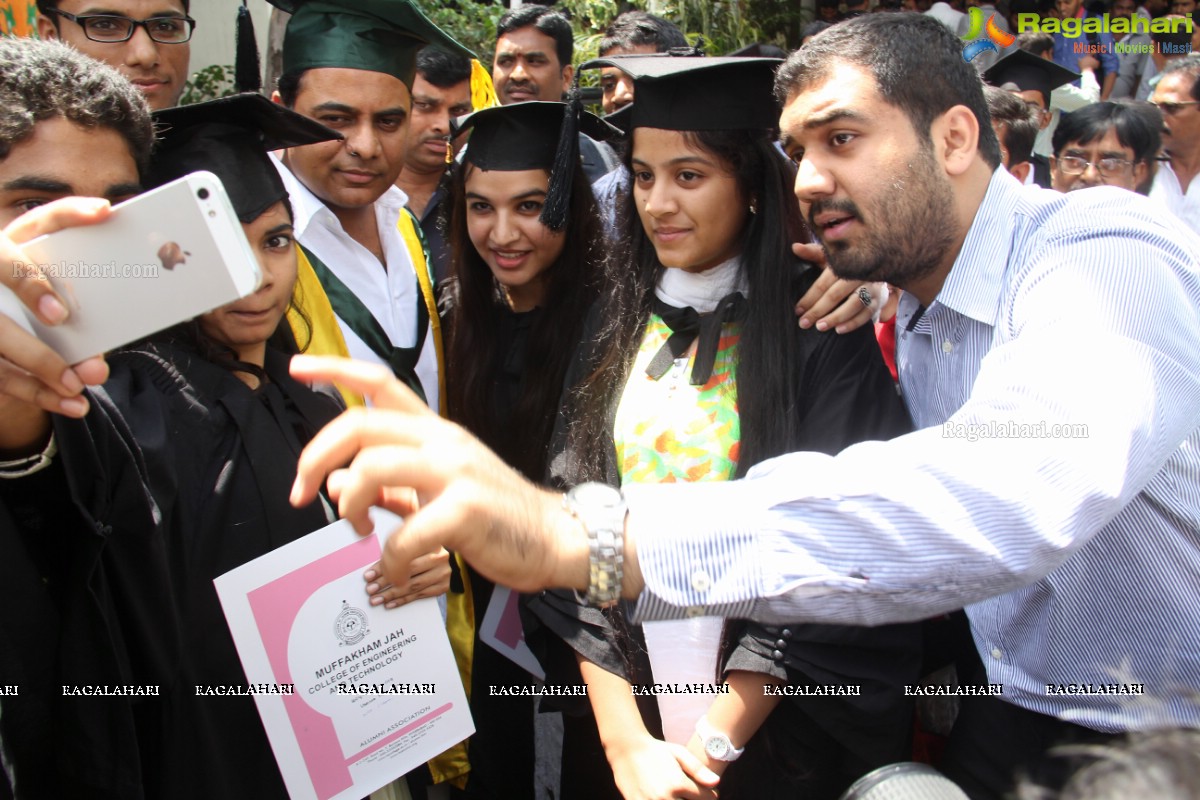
left=435, top=291, right=540, bottom=800
left=0, top=343, right=339, bottom=799
left=524, top=266, right=923, bottom=800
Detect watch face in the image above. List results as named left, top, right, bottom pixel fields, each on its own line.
left=573, top=482, right=622, bottom=509
left=705, top=736, right=730, bottom=760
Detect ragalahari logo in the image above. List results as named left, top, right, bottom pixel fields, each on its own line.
left=961, top=6, right=1016, bottom=62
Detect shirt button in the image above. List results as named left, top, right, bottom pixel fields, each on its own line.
left=991, top=648, right=1003, bottom=660
left=691, top=570, right=712, bottom=593
left=772, top=649, right=784, bottom=662
left=775, top=639, right=787, bottom=650
left=685, top=606, right=705, bottom=619
left=942, top=340, right=954, bottom=354
left=781, top=628, right=792, bottom=640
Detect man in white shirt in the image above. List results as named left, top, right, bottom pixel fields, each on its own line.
left=1150, top=56, right=1200, bottom=234
left=266, top=0, right=472, bottom=414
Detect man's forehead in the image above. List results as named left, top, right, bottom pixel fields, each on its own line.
left=59, top=0, right=187, bottom=14
left=781, top=61, right=880, bottom=129
left=1154, top=71, right=1195, bottom=97
left=296, top=67, right=411, bottom=105
left=496, top=27, right=556, bottom=56
left=1064, top=131, right=1132, bottom=154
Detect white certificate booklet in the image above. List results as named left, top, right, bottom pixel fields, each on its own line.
left=214, top=508, right=474, bottom=800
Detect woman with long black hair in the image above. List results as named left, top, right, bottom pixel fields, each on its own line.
left=436, top=100, right=619, bottom=799
left=528, top=56, right=922, bottom=800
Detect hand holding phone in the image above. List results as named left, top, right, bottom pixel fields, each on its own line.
left=5, top=172, right=262, bottom=364
left=0, top=197, right=113, bottom=454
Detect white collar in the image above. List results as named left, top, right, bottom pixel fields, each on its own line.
left=654, top=257, right=748, bottom=313
left=270, top=151, right=408, bottom=240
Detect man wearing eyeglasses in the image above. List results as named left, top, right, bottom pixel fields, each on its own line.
left=1050, top=101, right=1161, bottom=193
left=1150, top=56, right=1200, bottom=233
left=35, top=0, right=194, bottom=110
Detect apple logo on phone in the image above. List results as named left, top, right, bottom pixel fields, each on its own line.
left=157, top=241, right=190, bottom=271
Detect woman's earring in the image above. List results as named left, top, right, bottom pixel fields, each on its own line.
left=749, top=200, right=758, bottom=214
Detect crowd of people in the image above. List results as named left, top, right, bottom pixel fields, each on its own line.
left=1, top=2, right=1199, bottom=800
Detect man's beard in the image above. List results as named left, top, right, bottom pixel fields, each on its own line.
left=808, top=143, right=957, bottom=288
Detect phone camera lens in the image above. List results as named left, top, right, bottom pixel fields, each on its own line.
left=197, top=188, right=210, bottom=200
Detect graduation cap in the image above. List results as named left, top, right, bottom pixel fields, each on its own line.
left=266, top=0, right=474, bottom=90
left=454, top=101, right=619, bottom=230
left=577, top=54, right=782, bottom=132
left=602, top=103, right=634, bottom=136
left=983, top=49, right=1080, bottom=109
left=149, top=93, right=342, bottom=222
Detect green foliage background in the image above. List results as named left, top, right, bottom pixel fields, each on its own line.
left=180, top=1, right=804, bottom=104
left=431, top=0, right=803, bottom=71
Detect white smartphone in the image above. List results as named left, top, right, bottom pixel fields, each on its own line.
left=1, top=171, right=262, bottom=364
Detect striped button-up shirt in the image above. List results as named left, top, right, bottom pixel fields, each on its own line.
left=627, top=169, right=1200, bottom=732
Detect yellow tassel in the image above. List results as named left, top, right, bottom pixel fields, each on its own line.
left=469, top=58, right=497, bottom=112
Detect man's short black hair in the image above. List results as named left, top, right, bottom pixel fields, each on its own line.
left=1159, top=53, right=1200, bottom=100
left=276, top=70, right=305, bottom=109
left=0, top=37, right=153, bottom=172
left=417, top=46, right=472, bottom=89
left=496, top=4, right=573, bottom=68
left=1052, top=100, right=1162, bottom=163
left=775, top=14, right=1002, bottom=169
left=985, top=84, right=1038, bottom=165
left=1017, top=31, right=1055, bottom=57
left=37, top=0, right=190, bottom=14
left=598, top=11, right=687, bottom=57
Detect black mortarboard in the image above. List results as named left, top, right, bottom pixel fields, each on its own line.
left=149, top=93, right=342, bottom=222
left=577, top=54, right=782, bottom=131
left=454, top=101, right=619, bottom=231
left=265, top=0, right=474, bottom=90
left=603, top=103, right=634, bottom=136
left=983, top=49, right=1080, bottom=109
left=456, top=101, right=619, bottom=171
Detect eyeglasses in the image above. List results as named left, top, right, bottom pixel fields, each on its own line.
left=1056, top=155, right=1135, bottom=177
left=44, top=9, right=195, bottom=44
left=1153, top=100, right=1200, bottom=115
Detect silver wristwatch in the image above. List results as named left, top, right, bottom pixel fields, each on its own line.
left=695, top=717, right=744, bottom=762
left=563, top=482, right=626, bottom=607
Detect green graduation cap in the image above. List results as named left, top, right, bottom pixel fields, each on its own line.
left=577, top=54, right=782, bottom=132
left=266, top=0, right=474, bottom=90
left=983, top=49, right=1080, bottom=110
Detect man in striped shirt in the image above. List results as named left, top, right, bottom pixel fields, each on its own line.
left=290, top=13, right=1200, bottom=800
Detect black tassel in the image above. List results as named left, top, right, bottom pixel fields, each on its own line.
left=235, top=2, right=262, bottom=94
left=539, top=89, right=581, bottom=232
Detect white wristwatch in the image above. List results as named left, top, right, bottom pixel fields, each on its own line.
left=694, top=717, right=743, bottom=762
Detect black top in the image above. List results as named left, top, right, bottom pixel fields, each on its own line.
left=524, top=265, right=923, bottom=800
left=0, top=342, right=341, bottom=799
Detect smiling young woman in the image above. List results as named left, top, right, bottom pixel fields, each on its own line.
left=439, top=100, right=619, bottom=799
left=526, top=56, right=922, bottom=800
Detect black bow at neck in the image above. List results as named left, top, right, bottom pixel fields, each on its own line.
left=645, top=292, right=748, bottom=386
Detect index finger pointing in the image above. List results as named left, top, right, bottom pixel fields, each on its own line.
left=289, top=355, right=434, bottom=415
left=290, top=407, right=431, bottom=507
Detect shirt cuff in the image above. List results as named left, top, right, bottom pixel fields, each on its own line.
left=624, top=480, right=763, bottom=623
